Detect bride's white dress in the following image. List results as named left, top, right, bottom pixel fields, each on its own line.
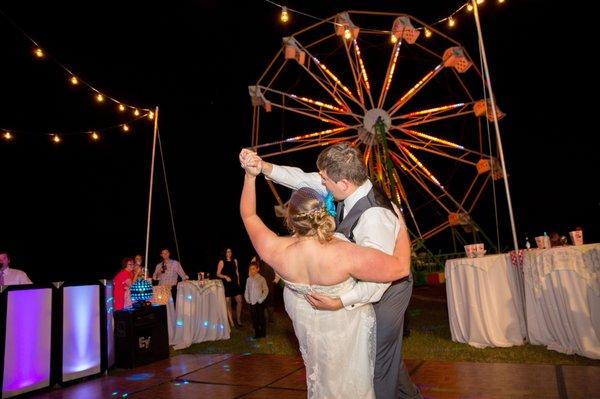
left=283, top=277, right=376, bottom=399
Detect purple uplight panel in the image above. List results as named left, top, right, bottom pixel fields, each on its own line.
left=62, top=285, right=101, bottom=382
left=105, top=282, right=115, bottom=368
left=2, top=288, right=52, bottom=398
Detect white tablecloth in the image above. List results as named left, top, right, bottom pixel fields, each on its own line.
left=151, top=285, right=176, bottom=345
left=445, top=253, right=527, bottom=348
left=523, top=244, right=600, bottom=359
left=171, top=279, right=230, bottom=350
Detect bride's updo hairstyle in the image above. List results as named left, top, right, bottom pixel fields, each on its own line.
left=286, top=187, right=335, bottom=243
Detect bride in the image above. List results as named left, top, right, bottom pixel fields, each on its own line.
left=240, top=155, right=410, bottom=398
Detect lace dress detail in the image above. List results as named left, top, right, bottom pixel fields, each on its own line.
left=283, top=277, right=376, bottom=399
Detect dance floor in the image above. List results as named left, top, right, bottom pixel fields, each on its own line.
left=28, top=353, right=600, bottom=399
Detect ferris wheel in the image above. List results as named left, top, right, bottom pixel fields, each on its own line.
left=249, top=11, right=505, bottom=248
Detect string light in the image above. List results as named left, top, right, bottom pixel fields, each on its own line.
left=133, top=109, right=140, bottom=116
left=90, top=131, right=100, bottom=141
left=6, top=19, right=153, bottom=116
left=51, top=134, right=61, bottom=143
left=264, top=1, right=504, bottom=40
left=122, top=124, right=130, bottom=132
left=3, top=131, right=13, bottom=141
left=118, top=104, right=126, bottom=112
left=148, top=111, right=155, bottom=120
left=280, top=6, right=289, bottom=23
left=390, top=34, right=398, bottom=44
left=344, top=28, right=352, bottom=40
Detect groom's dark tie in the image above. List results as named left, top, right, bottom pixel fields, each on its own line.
left=337, top=201, right=345, bottom=224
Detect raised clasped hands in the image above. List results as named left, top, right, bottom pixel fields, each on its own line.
left=239, top=148, right=262, bottom=177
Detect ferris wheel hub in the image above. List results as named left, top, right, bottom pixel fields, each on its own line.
left=363, top=108, right=391, bottom=134
left=359, top=108, right=391, bottom=145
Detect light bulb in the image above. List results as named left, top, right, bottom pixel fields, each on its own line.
left=448, top=17, right=455, bottom=27
left=118, top=104, right=126, bottom=111
left=467, top=4, right=474, bottom=11
left=3, top=131, right=13, bottom=140
left=122, top=124, right=130, bottom=132
left=148, top=111, right=155, bottom=120
left=70, top=76, right=79, bottom=85
left=390, top=34, right=398, bottom=44
left=52, top=134, right=61, bottom=143
left=133, top=109, right=140, bottom=116
left=34, top=48, right=44, bottom=58
left=96, top=94, right=104, bottom=102
left=344, top=28, right=352, bottom=40
left=91, top=132, right=99, bottom=141
left=425, top=28, right=432, bottom=38
left=280, top=7, right=289, bottom=23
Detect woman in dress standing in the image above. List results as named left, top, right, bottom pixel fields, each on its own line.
left=216, top=248, right=243, bottom=327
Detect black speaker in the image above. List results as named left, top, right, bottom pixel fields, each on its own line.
left=113, top=305, right=169, bottom=368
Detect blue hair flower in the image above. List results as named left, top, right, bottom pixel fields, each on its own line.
left=324, top=192, right=336, bottom=218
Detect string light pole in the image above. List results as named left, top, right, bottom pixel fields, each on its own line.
left=471, top=0, right=518, bottom=252
left=144, top=106, right=160, bottom=279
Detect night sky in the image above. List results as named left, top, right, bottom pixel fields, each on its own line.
left=0, top=0, right=596, bottom=283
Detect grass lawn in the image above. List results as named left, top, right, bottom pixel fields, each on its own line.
left=174, top=284, right=600, bottom=366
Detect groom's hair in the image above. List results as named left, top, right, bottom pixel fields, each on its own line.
left=316, top=142, right=368, bottom=185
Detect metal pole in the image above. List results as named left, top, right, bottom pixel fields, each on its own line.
left=471, top=1, right=519, bottom=252
left=144, top=106, right=159, bottom=279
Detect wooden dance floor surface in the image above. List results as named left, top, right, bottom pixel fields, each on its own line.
left=30, top=353, right=600, bottom=399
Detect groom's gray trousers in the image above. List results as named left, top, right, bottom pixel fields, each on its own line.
left=372, top=275, right=421, bottom=399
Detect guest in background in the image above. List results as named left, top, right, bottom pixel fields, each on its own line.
left=152, top=248, right=188, bottom=304
left=549, top=231, right=562, bottom=247
left=216, top=248, right=243, bottom=327
left=134, top=254, right=144, bottom=278
left=255, top=255, right=278, bottom=323
left=114, top=257, right=135, bottom=311
left=244, top=260, right=268, bottom=339
left=0, top=250, right=32, bottom=285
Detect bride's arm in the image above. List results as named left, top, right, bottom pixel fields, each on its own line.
left=240, top=172, right=285, bottom=272
left=342, top=225, right=411, bottom=282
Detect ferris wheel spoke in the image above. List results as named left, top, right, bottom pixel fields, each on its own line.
left=388, top=62, right=445, bottom=116
left=291, top=40, right=364, bottom=111
left=388, top=151, right=452, bottom=215
left=378, top=39, right=403, bottom=109
left=393, top=102, right=474, bottom=122
left=257, top=86, right=361, bottom=120
left=340, top=38, right=366, bottom=107
left=391, top=147, right=476, bottom=221
left=266, top=100, right=349, bottom=127
left=253, top=126, right=359, bottom=151
left=258, top=134, right=358, bottom=158
left=351, top=39, right=375, bottom=108
left=391, top=127, right=489, bottom=163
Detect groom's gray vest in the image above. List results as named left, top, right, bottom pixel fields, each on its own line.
left=336, top=186, right=396, bottom=243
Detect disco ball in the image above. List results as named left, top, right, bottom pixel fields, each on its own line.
left=130, top=279, right=153, bottom=305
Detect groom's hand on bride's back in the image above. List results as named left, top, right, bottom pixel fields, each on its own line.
left=305, top=293, right=343, bottom=310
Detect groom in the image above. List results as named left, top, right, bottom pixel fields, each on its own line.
left=240, top=143, right=421, bottom=399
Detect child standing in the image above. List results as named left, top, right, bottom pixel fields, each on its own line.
left=244, top=261, right=269, bottom=338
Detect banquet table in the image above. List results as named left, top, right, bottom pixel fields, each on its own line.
left=171, top=279, right=230, bottom=350
left=151, top=285, right=177, bottom=345
left=445, top=253, right=527, bottom=348
left=523, top=243, right=600, bottom=359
